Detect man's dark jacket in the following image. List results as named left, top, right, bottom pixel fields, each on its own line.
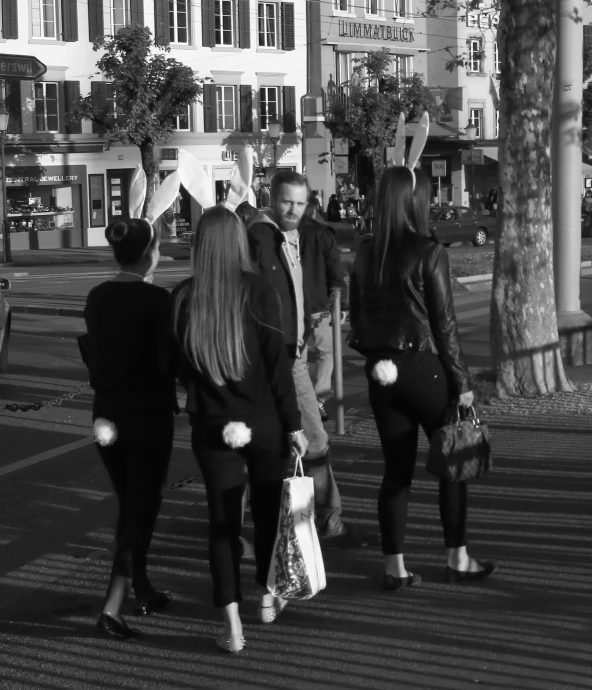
left=299, top=214, right=346, bottom=314
left=247, top=213, right=345, bottom=358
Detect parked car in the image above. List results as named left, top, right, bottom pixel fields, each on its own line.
left=0, top=278, right=11, bottom=374
left=429, top=206, right=497, bottom=247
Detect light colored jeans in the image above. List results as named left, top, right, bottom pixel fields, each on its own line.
left=292, top=350, right=344, bottom=537
left=309, top=312, right=334, bottom=404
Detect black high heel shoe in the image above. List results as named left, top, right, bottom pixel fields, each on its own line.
left=135, top=590, right=171, bottom=616
left=445, top=560, right=498, bottom=584
left=96, top=613, right=139, bottom=639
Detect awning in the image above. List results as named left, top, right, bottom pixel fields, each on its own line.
left=481, top=146, right=498, bottom=163
left=404, top=121, right=460, bottom=139
left=582, top=162, right=592, bottom=173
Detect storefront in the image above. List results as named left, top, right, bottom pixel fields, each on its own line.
left=6, top=165, right=87, bottom=250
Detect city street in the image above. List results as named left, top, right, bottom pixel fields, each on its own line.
left=0, top=269, right=591, bottom=689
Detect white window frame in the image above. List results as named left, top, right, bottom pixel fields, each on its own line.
left=393, top=54, right=414, bottom=80
left=106, top=82, right=117, bottom=121
left=469, top=107, right=484, bottom=139
left=365, top=0, right=383, bottom=18
left=259, top=86, right=279, bottom=131
left=494, top=40, right=500, bottom=75
left=34, top=81, right=60, bottom=133
left=174, top=105, right=191, bottom=131
left=216, top=85, right=236, bottom=130
left=336, top=52, right=354, bottom=86
left=170, top=0, right=189, bottom=44
left=333, top=0, right=352, bottom=15
left=258, top=2, right=278, bottom=49
left=31, top=0, right=58, bottom=39
left=104, top=0, right=129, bottom=35
left=215, top=0, right=235, bottom=46
left=393, top=0, right=413, bottom=22
left=467, top=38, right=483, bottom=73
left=494, top=109, right=499, bottom=138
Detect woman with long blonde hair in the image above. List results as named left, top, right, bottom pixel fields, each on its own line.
left=173, top=206, right=307, bottom=653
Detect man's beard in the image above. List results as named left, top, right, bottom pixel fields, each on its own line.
left=279, top=214, right=300, bottom=231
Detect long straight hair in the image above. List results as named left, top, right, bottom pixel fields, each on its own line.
left=174, top=206, right=254, bottom=386
left=373, top=166, right=422, bottom=285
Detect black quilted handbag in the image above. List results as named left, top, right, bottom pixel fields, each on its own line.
left=426, top=405, right=492, bottom=482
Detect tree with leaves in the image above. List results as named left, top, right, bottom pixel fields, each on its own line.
left=424, top=0, right=577, bottom=396
left=70, top=25, right=205, bottom=215
left=326, top=49, right=440, bottom=190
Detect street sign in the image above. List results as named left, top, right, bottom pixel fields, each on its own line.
left=0, top=54, right=47, bottom=80
left=432, top=159, right=447, bottom=177
left=461, top=148, right=484, bottom=165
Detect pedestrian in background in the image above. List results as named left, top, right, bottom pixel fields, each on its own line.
left=349, top=166, right=497, bottom=591
left=299, top=212, right=347, bottom=422
left=235, top=200, right=258, bottom=230
left=84, top=218, right=177, bottom=639
left=173, top=206, right=307, bottom=653
left=248, top=170, right=369, bottom=549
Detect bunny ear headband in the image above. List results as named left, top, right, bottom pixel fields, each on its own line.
left=389, top=111, right=430, bottom=189
left=128, top=147, right=254, bottom=231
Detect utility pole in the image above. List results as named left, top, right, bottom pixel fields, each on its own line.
left=552, top=0, right=592, bottom=364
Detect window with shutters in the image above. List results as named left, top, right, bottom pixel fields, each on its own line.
left=258, top=2, right=278, bottom=48
left=104, top=0, right=129, bottom=35
left=392, top=55, right=413, bottom=80
left=170, top=0, right=188, bottom=43
left=215, top=0, right=235, bottom=46
left=216, top=86, right=236, bottom=130
left=34, top=82, right=59, bottom=132
left=31, top=0, right=58, bottom=38
left=585, top=25, right=592, bottom=50
left=467, top=38, right=483, bottom=72
left=106, top=83, right=117, bottom=121
left=259, top=86, right=278, bottom=131
left=469, top=107, right=483, bottom=138
left=174, top=105, right=191, bottom=131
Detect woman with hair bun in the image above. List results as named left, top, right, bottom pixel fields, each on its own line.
left=83, top=217, right=178, bottom=639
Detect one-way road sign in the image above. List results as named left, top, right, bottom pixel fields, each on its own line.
left=0, top=54, right=47, bottom=80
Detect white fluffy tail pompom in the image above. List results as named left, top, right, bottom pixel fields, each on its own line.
left=222, top=421, right=252, bottom=449
left=93, top=418, right=118, bottom=447
left=371, top=360, right=399, bottom=386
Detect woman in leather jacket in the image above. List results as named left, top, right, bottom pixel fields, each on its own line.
left=349, top=166, right=497, bottom=591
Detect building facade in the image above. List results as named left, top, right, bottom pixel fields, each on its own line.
left=302, top=0, right=501, bottom=210
left=0, top=0, right=306, bottom=249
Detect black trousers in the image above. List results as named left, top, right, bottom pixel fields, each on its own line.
left=191, top=415, right=289, bottom=608
left=96, top=410, right=174, bottom=594
left=366, top=351, right=468, bottom=555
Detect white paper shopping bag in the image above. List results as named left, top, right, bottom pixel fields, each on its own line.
left=267, top=455, right=326, bottom=600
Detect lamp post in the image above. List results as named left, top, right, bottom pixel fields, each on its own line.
left=465, top=122, right=477, bottom=210
left=0, top=101, right=10, bottom=265
left=267, top=115, right=282, bottom=173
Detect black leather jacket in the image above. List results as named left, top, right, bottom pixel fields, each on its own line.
left=349, top=236, right=471, bottom=395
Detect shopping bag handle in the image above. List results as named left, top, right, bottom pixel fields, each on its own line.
left=293, top=453, right=305, bottom=478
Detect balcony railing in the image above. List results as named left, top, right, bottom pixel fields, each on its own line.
left=323, top=82, right=350, bottom=121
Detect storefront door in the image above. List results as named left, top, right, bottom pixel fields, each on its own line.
left=107, top=170, right=133, bottom=224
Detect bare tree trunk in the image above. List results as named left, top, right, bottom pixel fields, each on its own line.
left=140, top=140, right=158, bottom=218
left=490, top=0, right=574, bottom=396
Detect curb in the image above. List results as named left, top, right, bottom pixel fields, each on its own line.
left=10, top=304, right=84, bottom=318
left=458, top=260, right=592, bottom=286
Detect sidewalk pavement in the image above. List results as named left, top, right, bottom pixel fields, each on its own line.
left=0, top=346, right=590, bottom=689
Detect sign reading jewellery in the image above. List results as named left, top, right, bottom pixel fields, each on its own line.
left=338, top=21, right=415, bottom=42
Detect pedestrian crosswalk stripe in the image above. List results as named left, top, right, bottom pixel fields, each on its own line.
left=0, top=438, right=94, bottom=478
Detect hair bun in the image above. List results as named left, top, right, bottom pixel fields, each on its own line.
left=106, top=221, right=129, bottom=245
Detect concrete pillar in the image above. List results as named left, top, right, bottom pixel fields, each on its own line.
left=552, top=0, right=592, bottom=365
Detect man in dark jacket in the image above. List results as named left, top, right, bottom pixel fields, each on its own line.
left=299, top=213, right=347, bottom=421
left=247, top=170, right=367, bottom=548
